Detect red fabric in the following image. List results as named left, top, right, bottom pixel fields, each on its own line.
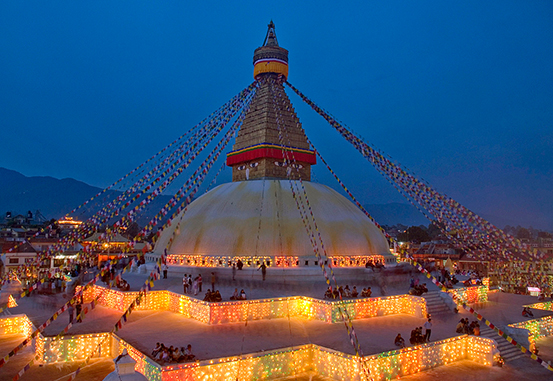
left=226, top=147, right=316, bottom=166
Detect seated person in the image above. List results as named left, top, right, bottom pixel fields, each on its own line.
left=151, top=342, right=162, bottom=357
left=351, top=286, right=358, bottom=298
left=394, top=333, right=405, bottom=348
left=184, top=344, right=195, bottom=361
left=366, top=287, right=372, bottom=297
left=324, top=287, right=333, bottom=299
left=178, top=346, right=187, bottom=362
left=343, top=285, right=351, bottom=297
left=409, top=329, right=417, bottom=345
left=240, top=289, right=247, bottom=300
left=230, top=288, right=240, bottom=300
left=522, top=307, right=534, bottom=317
left=213, top=290, right=222, bottom=302
left=203, top=289, right=212, bottom=302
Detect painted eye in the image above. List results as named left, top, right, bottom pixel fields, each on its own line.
left=274, top=161, right=287, bottom=167
left=237, top=165, right=246, bottom=170
left=292, top=163, right=303, bottom=169
left=249, top=162, right=259, bottom=168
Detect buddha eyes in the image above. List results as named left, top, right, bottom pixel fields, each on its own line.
left=274, top=162, right=302, bottom=169
left=237, top=162, right=259, bottom=170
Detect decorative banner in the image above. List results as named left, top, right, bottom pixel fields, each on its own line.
left=266, top=75, right=371, bottom=380
left=284, top=80, right=543, bottom=264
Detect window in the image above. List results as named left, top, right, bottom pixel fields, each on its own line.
left=305, top=260, right=309, bottom=266
left=9, top=258, right=18, bottom=264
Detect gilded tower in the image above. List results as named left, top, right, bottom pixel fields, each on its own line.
left=226, top=21, right=316, bottom=181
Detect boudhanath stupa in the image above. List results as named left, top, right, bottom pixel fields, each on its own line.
left=152, top=21, right=396, bottom=273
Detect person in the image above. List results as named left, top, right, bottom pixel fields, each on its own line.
left=240, top=289, right=247, bottom=300
left=198, top=274, right=202, bottom=292
left=177, top=346, right=187, bottom=362
left=203, top=289, right=212, bottom=302
left=183, top=274, right=188, bottom=294
left=351, top=286, right=358, bottom=298
left=188, top=274, right=193, bottom=292
left=237, top=259, right=244, bottom=270
left=539, top=292, right=545, bottom=301
left=394, top=333, right=405, bottom=348
left=366, top=287, right=372, bottom=297
left=456, top=319, right=465, bottom=333
left=152, top=342, right=162, bottom=358
left=522, top=307, right=534, bottom=317
left=232, top=263, right=237, bottom=280
left=185, top=344, right=195, bottom=361
left=68, top=303, right=75, bottom=324
left=193, top=277, right=199, bottom=295
left=230, top=288, right=240, bottom=300
left=258, top=262, right=267, bottom=281
left=324, top=287, right=333, bottom=299
left=424, top=318, right=432, bottom=342
left=211, top=272, right=216, bottom=290
left=162, top=264, right=168, bottom=279
left=213, top=290, right=222, bottom=302
left=409, top=328, right=418, bottom=345
left=344, top=285, right=351, bottom=297
left=75, top=302, right=82, bottom=323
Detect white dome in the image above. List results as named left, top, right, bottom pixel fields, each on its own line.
left=154, top=180, right=391, bottom=259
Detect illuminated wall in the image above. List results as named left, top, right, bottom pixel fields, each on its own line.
left=509, top=316, right=553, bottom=344
left=112, top=334, right=163, bottom=381
left=1, top=315, right=493, bottom=381
left=80, top=286, right=427, bottom=324
left=0, top=314, right=33, bottom=337
left=37, top=333, right=111, bottom=364
left=166, top=254, right=385, bottom=268
left=158, top=336, right=494, bottom=381
left=447, top=281, right=489, bottom=304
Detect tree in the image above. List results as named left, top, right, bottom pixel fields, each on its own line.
left=398, top=226, right=431, bottom=243
left=516, top=227, right=531, bottom=240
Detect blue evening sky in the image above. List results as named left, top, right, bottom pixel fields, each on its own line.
left=1, top=1, right=552, bottom=229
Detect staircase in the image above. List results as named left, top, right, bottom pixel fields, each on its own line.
left=422, top=291, right=451, bottom=317
left=480, top=326, right=525, bottom=362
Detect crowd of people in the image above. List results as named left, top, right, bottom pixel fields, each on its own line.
left=182, top=273, right=204, bottom=295
left=406, top=318, right=433, bottom=345
left=323, top=285, right=371, bottom=299
left=151, top=342, right=195, bottom=364
left=455, top=318, right=480, bottom=335
left=203, top=289, right=223, bottom=302
left=365, top=260, right=385, bottom=272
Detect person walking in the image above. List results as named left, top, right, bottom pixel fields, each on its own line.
left=183, top=274, right=188, bottom=294
left=424, top=318, right=432, bottom=342
left=258, top=262, right=267, bottom=281
left=75, top=303, right=83, bottom=323
left=162, top=264, right=168, bottom=279
left=211, top=272, right=216, bottom=291
left=68, top=303, right=75, bottom=324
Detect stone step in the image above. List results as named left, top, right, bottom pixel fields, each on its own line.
left=479, top=328, right=528, bottom=362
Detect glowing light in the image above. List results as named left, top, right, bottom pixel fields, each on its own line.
left=79, top=285, right=428, bottom=324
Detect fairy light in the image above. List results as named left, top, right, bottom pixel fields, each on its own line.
left=83, top=285, right=427, bottom=324
left=0, top=315, right=33, bottom=336
left=509, top=316, right=553, bottom=344
left=166, top=254, right=385, bottom=268
left=447, top=282, right=489, bottom=304
left=2, top=314, right=494, bottom=379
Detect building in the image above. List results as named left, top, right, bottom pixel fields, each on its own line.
left=153, top=22, right=395, bottom=269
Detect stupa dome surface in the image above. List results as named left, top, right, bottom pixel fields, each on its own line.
left=154, top=179, right=392, bottom=259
